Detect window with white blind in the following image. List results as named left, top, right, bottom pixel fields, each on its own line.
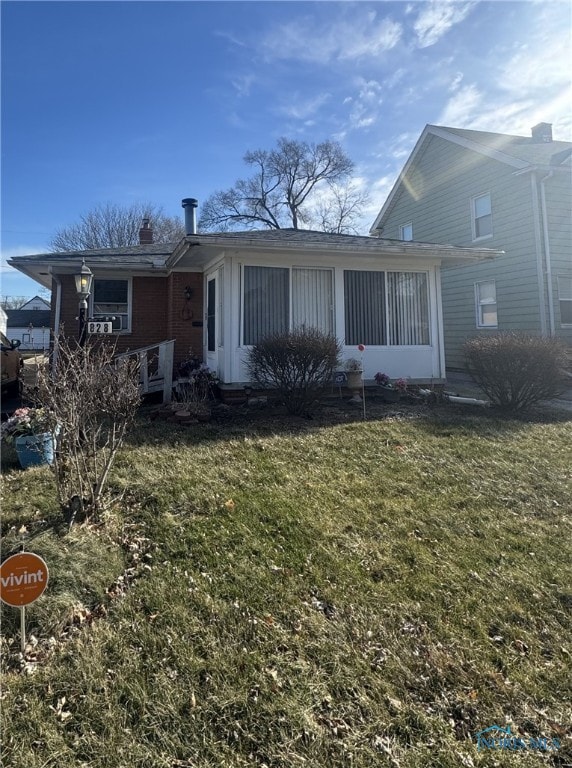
left=472, top=193, right=492, bottom=240
left=475, top=280, right=498, bottom=327
left=387, top=272, right=430, bottom=345
left=558, top=275, right=572, bottom=326
left=91, top=279, right=131, bottom=332
left=344, top=270, right=430, bottom=346
left=242, top=266, right=333, bottom=345
left=292, top=268, right=334, bottom=335
left=344, top=270, right=386, bottom=345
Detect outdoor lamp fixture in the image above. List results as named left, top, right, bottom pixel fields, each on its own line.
left=75, top=260, right=93, bottom=347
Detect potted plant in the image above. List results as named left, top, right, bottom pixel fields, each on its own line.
left=344, top=358, right=363, bottom=391
left=1, top=407, right=58, bottom=468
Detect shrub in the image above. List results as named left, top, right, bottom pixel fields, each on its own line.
left=464, top=332, right=569, bottom=411
left=247, top=327, right=341, bottom=415
left=34, top=335, right=141, bottom=521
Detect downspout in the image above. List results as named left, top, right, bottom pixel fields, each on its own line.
left=539, top=171, right=555, bottom=336
left=51, top=271, right=62, bottom=337
left=51, top=270, right=62, bottom=369
left=530, top=171, right=548, bottom=335
left=434, top=265, right=446, bottom=378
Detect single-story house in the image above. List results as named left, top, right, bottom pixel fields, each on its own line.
left=8, top=199, right=500, bottom=392
left=5, top=296, right=51, bottom=351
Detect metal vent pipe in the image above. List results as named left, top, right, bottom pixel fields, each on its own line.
left=181, top=198, right=198, bottom=235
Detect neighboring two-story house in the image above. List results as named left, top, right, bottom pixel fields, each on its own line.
left=370, top=123, right=572, bottom=370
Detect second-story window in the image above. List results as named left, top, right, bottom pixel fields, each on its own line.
left=399, top=223, right=413, bottom=241
left=472, top=193, right=492, bottom=240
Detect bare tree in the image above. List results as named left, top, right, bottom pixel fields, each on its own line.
left=35, top=335, right=141, bottom=521
left=311, top=182, right=371, bottom=235
left=199, top=138, right=368, bottom=233
left=49, top=202, right=185, bottom=251
left=1, top=296, right=32, bottom=309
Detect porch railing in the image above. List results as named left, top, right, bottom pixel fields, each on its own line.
left=115, top=340, right=175, bottom=403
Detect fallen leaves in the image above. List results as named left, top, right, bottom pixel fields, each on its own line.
left=49, top=696, right=72, bottom=722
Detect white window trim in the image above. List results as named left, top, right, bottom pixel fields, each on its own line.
left=240, top=265, right=335, bottom=346
left=343, top=267, right=432, bottom=347
left=475, top=280, right=498, bottom=328
left=557, top=274, right=572, bottom=328
left=471, top=192, right=493, bottom=242
left=399, top=223, right=413, bottom=242
left=90, top=276, right=132, bottom=334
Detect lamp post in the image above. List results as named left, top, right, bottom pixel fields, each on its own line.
left=74, top=260, right=93, bottom=347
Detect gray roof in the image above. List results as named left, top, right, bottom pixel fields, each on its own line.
left=187, top=228, right=492, bottom=254
left=11, top=228, right=495, bottom=262
left=7, top=309, right=51, bottom=327
left=13, top=242, right=179, bottom=266
left=9, top=227, right=501, bottom=289
left=432, top=125, right=572, bottom=167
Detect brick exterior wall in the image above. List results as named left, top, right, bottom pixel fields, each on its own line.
left=167, top=272, right=204, bottom=366
left=51, top=272, right=204, bottom=369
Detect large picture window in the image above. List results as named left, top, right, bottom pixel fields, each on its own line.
left=344, top=270, right=430, bottom=346
left=242, top=266, right=334, bottom=345
left=91, top=279, right=130, bottom=332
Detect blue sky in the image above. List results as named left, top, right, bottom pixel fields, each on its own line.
left=2, top=0, right=571, bottom=298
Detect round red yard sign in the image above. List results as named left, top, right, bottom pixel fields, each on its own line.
left=0, top=552, right=49, bottom=607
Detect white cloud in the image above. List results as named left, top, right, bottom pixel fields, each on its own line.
left=277, top=93, right=331, bottom=121
left=261, top=12, right=402, bottom=64
left=347, top=78, right=384, bottom=130
left=449, top=72, right=464, bottom=92
left=437, top=84, right=483, bottom=126
left=413, top=1, right=476, bottom=48
left=500, top=38, right=571, bottom=95
left=231, top=74, right=256, bottom=98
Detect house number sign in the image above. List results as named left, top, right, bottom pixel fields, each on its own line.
left=87, top=321, right=113, bottom=334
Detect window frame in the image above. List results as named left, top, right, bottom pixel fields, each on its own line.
left=240, top=264, right=334, bottom=346
left=90, top=277, right=132, bottom=334
left=344, top=268, right=431, bottom=347
left=471, top=192, right=493, bottom=241
left=399, top=223, right=413, bottom=242
left=557, top=274, right=572, bottom=328
left=474, top=279, right=498, bottom=328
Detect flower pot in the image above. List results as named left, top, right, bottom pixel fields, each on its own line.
left=346, top=370, right=363, bottom=390
left=379, top=385, right=400, bottom=403
left=14, top=432, right=56, bottom=469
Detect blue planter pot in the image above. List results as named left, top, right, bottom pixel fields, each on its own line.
left=14, top=432, right=56, bottom=468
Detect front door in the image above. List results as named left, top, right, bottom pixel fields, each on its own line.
left=206, top=273, right=218, bottom=373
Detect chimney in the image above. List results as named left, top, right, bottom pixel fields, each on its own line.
left=182, top=198, right=198, bottom=235
left=139, top=217, right=153, bottom=244
left=531, top=122, right=553, bottom=143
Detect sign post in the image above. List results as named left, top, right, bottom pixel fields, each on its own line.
left=0, top=552, right=49, bottom=652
